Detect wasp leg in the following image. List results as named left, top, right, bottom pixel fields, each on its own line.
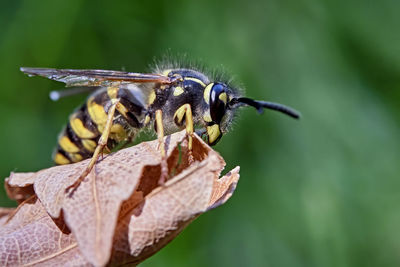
left=183, top=104, right=194, bottom=164
left=173, top=104, right=194, bottom=162
left=66, top=99, right=120, bottom=195
left=101, top=145, right=111, bottom=160
left=155, top=110, right=168, bottom=185
left=182, top=104, right=194, bottom=151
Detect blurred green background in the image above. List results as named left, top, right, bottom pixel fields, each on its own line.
left=1, top=0, right=400, bottom=266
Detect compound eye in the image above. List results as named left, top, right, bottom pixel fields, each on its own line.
left=209, top=83, right=227, bottom=123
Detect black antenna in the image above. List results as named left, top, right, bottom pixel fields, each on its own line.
left=235, top=97, right=301, bottom=119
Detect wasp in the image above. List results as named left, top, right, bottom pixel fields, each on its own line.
left=20, top=64, right=300, bottom=192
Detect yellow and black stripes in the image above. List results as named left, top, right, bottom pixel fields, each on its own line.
left=53, top=86, right=146, bottom=165
left=70, top=105, right=99, bottom=139
left=54, top=104, right=100, bottom=164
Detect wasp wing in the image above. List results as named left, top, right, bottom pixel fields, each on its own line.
left=20, top=67, right=173, bottom=87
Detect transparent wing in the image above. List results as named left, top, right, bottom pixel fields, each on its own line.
left=20, top=67, right=175, bottom=87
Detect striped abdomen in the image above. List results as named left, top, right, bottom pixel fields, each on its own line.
left=53, top=86, right=146, bottom=165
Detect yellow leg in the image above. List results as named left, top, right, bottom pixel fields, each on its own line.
left=155, top=110, right=168, bottom=184
left=182, top=104, right=194, bottom=151
left=66, top=99, right=120, bottom=195
left=155, top=110, right=166, bottom=159
left=173, top=104, right=194, bottom=150
left=173, top=104, right=194, bottom=163
left=183, top=104, right=194, bottom=164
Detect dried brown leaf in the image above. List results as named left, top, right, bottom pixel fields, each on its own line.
left=208, top=166, right=240, bottom=210
left=1, top=131, right=240, bottom=266
left=5, top=172, right=36, bottom=203
left=0, top=208, right=15, bottom=226
left=0, top=196, right=90, bottom=266
left=109, top=154, right=239, bottom=266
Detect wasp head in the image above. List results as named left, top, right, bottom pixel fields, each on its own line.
left=200, top=82, right=238, bottom=146
left=202, top=82, right=301, bottom=146
left=163, top=68, right=300, bottom=146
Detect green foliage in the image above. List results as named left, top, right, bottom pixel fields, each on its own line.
left=0, top=0, right=399, bottom=266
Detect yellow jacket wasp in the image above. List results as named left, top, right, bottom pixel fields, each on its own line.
left=21, top=64, right=300, bottom=192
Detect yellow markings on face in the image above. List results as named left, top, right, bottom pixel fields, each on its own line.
left=87, top=97, right=108, bottom=127
left=173, top=86, right=184, bottom=96
left=185, top=77, right=206, bottom=88
left=107, top=87, right=119, bottom=99
left=144, top=114, right=151, bottom=125
left=70, top=117, right=97, bottom=139
left=82, top=139, right=97, bottom=152
left=203, top=83, right=214, bottom=104
left=173, top=105, right=187, bottom=126
left=203, top=113, right=212, bottom=123
left=58, top=136, right=80, bottom=153
left=54, top=153, right=70, bottom=165
left=148, top=90, right=156, bottom=105
left=219, top=92, right=227, bottom=104
left=68, top=153, right=83, bottom=163
left=110, top=124, right=127, bottom=142
left=207, top=124, right=221, bottom=144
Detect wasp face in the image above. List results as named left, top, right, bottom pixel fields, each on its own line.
left=202, top=80, right=301, bottom=146
left=202, top=82, right=239, bottom=146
